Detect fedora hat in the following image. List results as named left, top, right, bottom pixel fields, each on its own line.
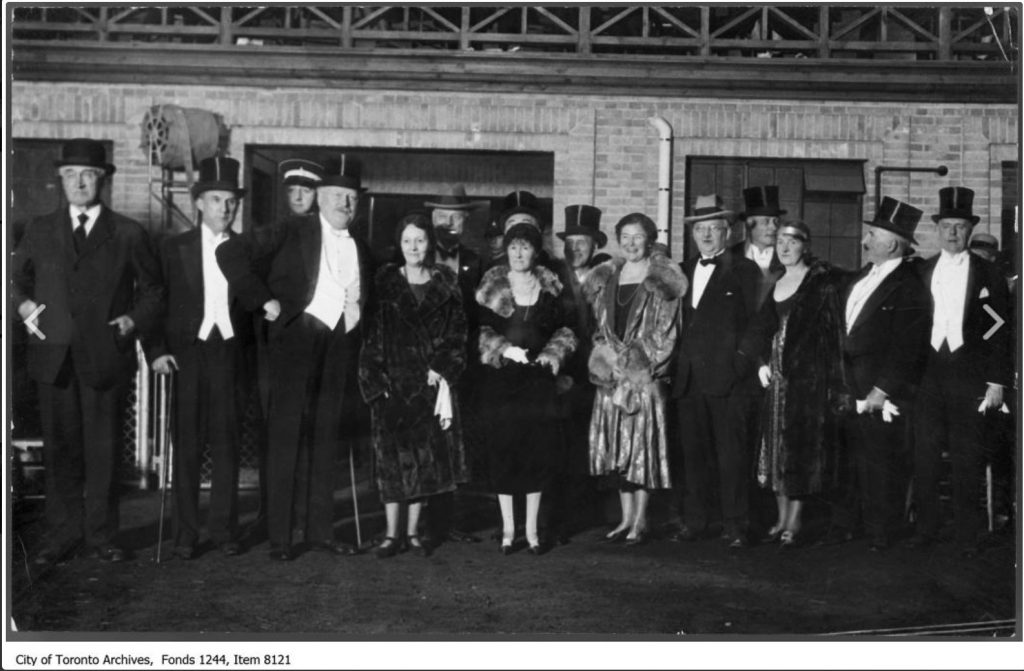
left=191, top=156, right=245, bottom=199
left=320, top=153, right=364, bottom=191
left=865, top=196, right=922, bottom=245
left=280, top=158, right=324, bottom=188
left=424, top=184, right=475, bottom=210
left=683, top=194, right=735, bottom=224
left=740, top=185, right=786, bottom=218
left=931, top=186, right=980, bottom=225
left=969, top=232, right=999, bottom=252
left=498, top=190, right=545, bottom=231
left=557, top=204, right=606, bottom=247
left=54, top=138, right=116, bottom=175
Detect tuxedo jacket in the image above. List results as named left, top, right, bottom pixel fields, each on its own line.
left=215, top=213, right=374, bottom=343
left=916, top=252, right=1012, bottom=389
left=144, top=227, right=255, bottom=359
left=841, top=259, right=931, bottom=401
left=673, top=252, right=762, bottom=398
left=10, top=206, right=164, bottom=388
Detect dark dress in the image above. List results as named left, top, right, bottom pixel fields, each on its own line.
left=358, top=264, right=469, bottom=503
left=742, top=262, right=851, bottom=497
left=476, top=266, right=578, bottom=495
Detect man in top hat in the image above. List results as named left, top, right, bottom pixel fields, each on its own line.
left=732, top=185, right=786, bottom=309
left=909, top=187, right=1011, bottom=557
left=822, top=196, right=931, bottom=551
left=547, top=204, right=611, bottom=541
left=671, top=194, right=762, bottom=547
left=280, top=158, right=323, bottom=217
left=145, top=156, right=254, bottom=559
left=217, top=153, right=373, bottom=560
left=12, top=138, right=164, bottom=565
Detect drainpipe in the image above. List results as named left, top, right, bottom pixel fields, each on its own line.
left=648, top=116, right=673, bottom=248
left=874, top=164, right=948, bottom=212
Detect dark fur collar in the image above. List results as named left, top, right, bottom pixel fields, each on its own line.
left=377, top=263, right=460, bottom=306
left=476, top=264, right=563, bottom=318
left=582, top=252, right=687, bottom=305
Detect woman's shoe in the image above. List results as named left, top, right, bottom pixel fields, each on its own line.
left=375, top=537, right=399, bottom=559
left=779, top=530, right=799, bottom=550
left=499, top=532, right=515, bottom=555
left=761, top=524, right=783, bottom=544
left=406, top=534, right=432, bottom=558
left=527, top=537, right=545, bottom=555
left=624, top=530, right=648, bottom=547
left=602, top=528, right=629, bottom=544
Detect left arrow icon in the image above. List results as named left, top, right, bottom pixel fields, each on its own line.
left=24, top=303, right=46, bottom=340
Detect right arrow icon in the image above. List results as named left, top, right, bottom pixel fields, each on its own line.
left=983, top=304, right=1005, bottom=340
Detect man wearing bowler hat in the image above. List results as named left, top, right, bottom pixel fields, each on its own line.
left=12, top=138, right=164, bottom=565
left=909, top=187, right=1011, bottom=557
left=671, top=194, right=762, bottom=547
left=217, top=154, right=373, bottom=560
left=145, top=156, right=254, bottom=559
left=822, top=196, right=931, bottom=551
left=732, top=185, right=786, bottom=310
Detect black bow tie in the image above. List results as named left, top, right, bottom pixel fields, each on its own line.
left=699, top=256, right=720, bottom=267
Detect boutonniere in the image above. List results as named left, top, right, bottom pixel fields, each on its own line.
left=979, top=287, right=990, bottom=299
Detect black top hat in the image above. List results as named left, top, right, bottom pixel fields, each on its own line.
left=424, top=184, right=475, bottom=210
left=280, top=158, right=324, bottom=188
left=498, top=190, right=544, bottom=231
left=320, top=153, right=364, bottom=191
left=865, top=196, right=922, bottom=245
left=557, top=204, right=606, bottom=247
left=54, top=138, right=116, bottom=175
left=740, top=185, right=786, bottom=218
left=931, top=186, right=980, bottom=225
left=191, top=156, right=246, bottom=199
left=683, top=194, right=735, bottom=223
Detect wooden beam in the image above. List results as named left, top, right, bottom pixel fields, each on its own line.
left=938, top=7, right=952, bottom=61
left=578, top=7, right=591, bottom=55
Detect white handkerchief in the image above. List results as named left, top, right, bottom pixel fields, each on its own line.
left=979, top=287, right=990, bottom=299
left=434, top=378, right=453, bottom=430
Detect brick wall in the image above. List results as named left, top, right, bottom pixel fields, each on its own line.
left=11, top=81, right=1017, bottom=260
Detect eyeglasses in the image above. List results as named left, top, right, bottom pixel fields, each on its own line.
left=693, top=224, right=727, bottom=235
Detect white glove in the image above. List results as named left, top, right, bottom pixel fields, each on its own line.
left=757, top=365, right=771, bottom=388
left=427, top=369, right=443, bottom=387
left=856, top=399, right=901, bottom=423
left=501, top=346, right=530, bottom=365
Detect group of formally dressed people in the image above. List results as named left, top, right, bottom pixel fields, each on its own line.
left=14, top=137, right=1013, bottom=568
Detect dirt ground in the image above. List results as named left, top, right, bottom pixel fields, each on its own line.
left=8, top=464, right=1019, bottom=639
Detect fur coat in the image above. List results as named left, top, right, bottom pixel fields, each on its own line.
left=582, top=252, right=687, bottom=488
left=357, top=263, right=469, bottom=501
left=741, top=260, right=851, bottom=494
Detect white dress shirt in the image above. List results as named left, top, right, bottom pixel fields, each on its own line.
left=198, top=226, right=234, bottom=341
left=691, top=251, right=724, bottom=308
left=69, top=204, right=101, bottom=236
left=305, top=216, right=360, bottom=332
left=745, top=243, right=774, bottom=274
left=845, top=257, right=903, bottom=333
left=930, top=250, right=970, bottom=352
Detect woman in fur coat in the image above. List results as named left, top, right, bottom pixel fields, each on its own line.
left=740, top=221, right=851, bottom=548
left=358, top=213, right=469, bottom=558
left=476, top=223, right=578, bottom=555
left=584, top=213, right=686, bottom=545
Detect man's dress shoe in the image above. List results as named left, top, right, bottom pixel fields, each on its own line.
left=310, top=540, right=359, bottom=556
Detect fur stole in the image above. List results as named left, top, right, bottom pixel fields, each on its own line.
left=475, top=263, right=564, bottom=318
left=582, top=251, right=687, bottom=307
left=375, top=262, right=459, bottom=303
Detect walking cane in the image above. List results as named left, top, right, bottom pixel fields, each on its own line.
left=349, top=443, right=363, bottom=550
left=156, top=374, right=174, bottom=563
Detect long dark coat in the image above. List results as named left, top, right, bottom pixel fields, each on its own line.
left=358, top=263, right=469, bottom=502
left=742, top=261, right=852, bottom=495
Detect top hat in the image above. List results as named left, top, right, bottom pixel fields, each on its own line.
left=498, top=190, right=544, bottom=231
left=320, top=153, right=364, bottom=191
left=280, top=158, right=324, bottom=188
left=557, top=204, right=606, bottom=247
left=931, top=186, right=980, bottom=225
left=683, top=194, right=735, bottom=224
left=740, top=185, right=786, bottom=218
left=865, top=196, right=922, bottom=245
left=424, top=184, right=475, bottom=210
left=54, top=138, right=116, bottom=175
left=191, top=156, right=245, bottom=199
left=969, top=232, right=999, bottom=252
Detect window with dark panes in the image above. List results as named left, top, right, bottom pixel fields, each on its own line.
left=684, top=157, right=866, bottom=271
